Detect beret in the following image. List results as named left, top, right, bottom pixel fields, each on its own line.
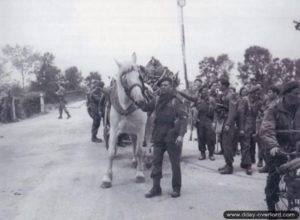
left=281, top=81, right=300, bottom=95
left=157, top=77, right=173, bottom=87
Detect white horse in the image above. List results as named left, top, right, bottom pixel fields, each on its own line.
left=101, top=53, right=148, bottom=188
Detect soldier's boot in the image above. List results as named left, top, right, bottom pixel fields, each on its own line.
left=259, top=166, right=268, bottom=173
left=219, top=164, right=233, bottom=174
left=246, top=165, right=253, bottom=175
left=66, top=112, right=71, bottom=119
left=145, top=179, right=161, bottom=198
left=267, top=203, right=276, bottom=212
left=209, top=152, right=215, bottom=161
left=171, top=189, right=180, bottom=198
left=218, top=164, right=227, bottom=171
left=257, top=160, right=263, bottom=168
left=198, top=152, right=206, bottom=160
left=92, top=136, right=103, bottom=143
left=58, top=116, right=62, bottom=119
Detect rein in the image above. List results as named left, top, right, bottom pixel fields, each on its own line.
left=119, top=66, right=148, bottom=104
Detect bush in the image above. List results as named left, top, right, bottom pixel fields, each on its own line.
left=21, top=93, right=41, bottom=117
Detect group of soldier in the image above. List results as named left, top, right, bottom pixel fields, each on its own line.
left=81, top=74, right=300, bottom=208
left=178, top=77, right=300, bottom=211
left=182, top=77, right=287, bottom=178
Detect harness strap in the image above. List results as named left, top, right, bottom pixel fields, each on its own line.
left=110, top=83, right=138, bottom=116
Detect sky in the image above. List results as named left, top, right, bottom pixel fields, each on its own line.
left=1, top=0, right=300, bottom=85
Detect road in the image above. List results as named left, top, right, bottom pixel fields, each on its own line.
left=0, top=101, right=267, bottom=220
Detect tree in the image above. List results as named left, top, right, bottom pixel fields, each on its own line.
left=294, top=20, right=300, bottom=31
left=216, top=54, right=234, bottom=79
left=64, top=66, right=83, bottom=91
left=198, top=54, right=234, bottom=86
left=85, top=71, right=102, bottom=88
left=30, top=52, right=61, bottom=103
left=0, top=60, right=9, bottom=88
left=295, top=59, right=300, bottom=80
left=266, top=58, right=295, bottom=84
left=2, top=45, right=41, bottom=89
left=237, top=46, right=272, bottom=87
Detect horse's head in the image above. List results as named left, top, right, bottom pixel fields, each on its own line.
left=115, top=53, right=145, bottom=106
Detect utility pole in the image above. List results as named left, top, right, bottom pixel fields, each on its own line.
left=177, top=0, right=189, bottom=89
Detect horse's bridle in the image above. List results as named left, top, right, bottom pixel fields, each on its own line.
left=119, top=66, right=146, bottom=103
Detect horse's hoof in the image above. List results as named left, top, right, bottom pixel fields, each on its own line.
left=135, top=176, right=145, bottom=183
left=131, top=161, right=138, bottom=168
left=101, top=181, right=112, bottom=188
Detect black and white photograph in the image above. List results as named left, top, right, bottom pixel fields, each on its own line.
left=1, top=0, right=300, bottom=219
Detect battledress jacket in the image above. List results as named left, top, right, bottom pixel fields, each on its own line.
left=259, top=99, right=300, bottom=152
left=141, top=94, right=188, bottom=144
left=214, top=89, right=237, bottom=127
left=237, top=96, right=262, bottom=133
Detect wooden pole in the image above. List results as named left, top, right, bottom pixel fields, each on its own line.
left=40, top=93, right=45, bottom=113
left=179, top=3, right=189, bottom=89
left=11, top=96, right=16, bottom=121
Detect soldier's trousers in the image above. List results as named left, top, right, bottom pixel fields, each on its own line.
left=220, top=125, right=236, bottom=166
left=151, top=141, right=181, bottom=191
left=87, top=107, right=101, bottom=139
left=265, top=153, right=287, bottom=210
left=92, top=118, right=101, bottom=139
left=196, top=118, right=215, bottom=155
left=59, top=102, right=70, bottom=117
left=257, top=137, right=264, bottom=162
left=250, top=136, right=256, bottom=163
left=239, top=132, right=255, bottom=167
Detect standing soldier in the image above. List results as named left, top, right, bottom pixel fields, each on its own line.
left=257, top=85, right=280, bottom=173
left=87, top=80, right=104, bottom=143
left=141, top=77, right=188, bottom=198
left=259, top=81, right=300, bottom=211
left=56, top=83, right=71, bottom=119
left=178, top=86, right=216, bottom=161
left=216, top=78, right=237, bottom=174
left=189, top=78, right=203, bottom=141
left=237, top=85, right=262, bottom=175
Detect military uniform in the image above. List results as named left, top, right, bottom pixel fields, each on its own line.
left=178, top=90, right=215, bottom=160
left=215, top=88, right=238, bottom=173
left=142, top=92, right=188, bottom=195
left=237, top=95, right=262, bottom=174
left=259, top=82, right=300, bottom=211
left=87, top=85, right=104, bottom=142
left=56, top=85, right=71, bottom=119
left=195, top=97, right=216, bottom=159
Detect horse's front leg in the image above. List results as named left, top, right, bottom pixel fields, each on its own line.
left=135, top=131, right=145, bottom=183
left=101, top=128, right=117, bottom=188
left=131, top=135, right=138, bottom=168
